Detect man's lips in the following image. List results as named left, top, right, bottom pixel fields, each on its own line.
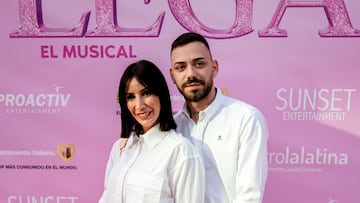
left=185, top=82, right=201, bottom=87
left=182, top=79, right=204, bottom=88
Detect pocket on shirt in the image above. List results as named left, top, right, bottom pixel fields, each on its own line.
left=124, top=172, right=166, bottom=203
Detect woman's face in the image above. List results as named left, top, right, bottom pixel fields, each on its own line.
left=125, top=77, right=161, bottom=133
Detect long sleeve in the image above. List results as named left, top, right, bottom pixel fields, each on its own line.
left=174, top=91, right=269, bottom=203
left=234, top=109, right=268, bottom=203
left=98, top=139, right=121, bottom=203
left=169, top=139, right=205, bottom=203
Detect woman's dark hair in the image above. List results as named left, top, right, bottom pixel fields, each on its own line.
left=118, top=60, right=176, bottom=138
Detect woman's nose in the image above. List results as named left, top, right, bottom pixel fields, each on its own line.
left=135, top=96, right=145, bottom=109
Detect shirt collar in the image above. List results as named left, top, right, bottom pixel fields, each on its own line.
left=138, top=124, right=167, bottom=149
left=181, top=88, right=224, bottom=121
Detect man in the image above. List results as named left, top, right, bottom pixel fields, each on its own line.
left=170, top=32, right=268, bottom=203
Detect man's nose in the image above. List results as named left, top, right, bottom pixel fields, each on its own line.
left=185, top=65, right=198, bottom=79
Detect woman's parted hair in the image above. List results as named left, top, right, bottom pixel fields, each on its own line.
left=118, top=60, right=176, bottom=138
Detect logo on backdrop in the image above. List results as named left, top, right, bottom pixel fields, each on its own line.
left=0, top=84, right=71, bottom=114
left=56, top=144, right=76, bottom=163
left=7, top=195, right=79, bottom=203
left=275, top=88, right=357, bottom=121
left=40, top=44, right=137, bottom=59
left=268, top=146, right=349, bottom=173
left=0, top=143, right=78, bottom=171
left=8, top=0, right=360, bottom=38
left=328, top=198, right=339, bottom=203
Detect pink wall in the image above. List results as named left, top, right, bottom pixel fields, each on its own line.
left=1, top=0, right=359, bottom=202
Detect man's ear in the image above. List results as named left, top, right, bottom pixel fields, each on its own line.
left=212, top=59, right=219, bottom=77
left=169, top=68, right=176, bottom=83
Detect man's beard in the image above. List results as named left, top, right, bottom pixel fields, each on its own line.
left=178, top=77, right=213, bottom=102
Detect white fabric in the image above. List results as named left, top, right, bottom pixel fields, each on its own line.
left=174, top=90, right=268, bottom=203
left=99, top=124, right=205, bottom=203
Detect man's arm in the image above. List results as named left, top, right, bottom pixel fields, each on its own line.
left=235, top=109, right=268, bottom=203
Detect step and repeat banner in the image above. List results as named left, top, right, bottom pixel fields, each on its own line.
left=1, top=0, right=359, bottom=202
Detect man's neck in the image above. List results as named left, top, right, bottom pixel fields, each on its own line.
left=186, top=88, right=217, bottom=123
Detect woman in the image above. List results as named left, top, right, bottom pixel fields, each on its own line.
left=99, top=60, right=205, bottom=203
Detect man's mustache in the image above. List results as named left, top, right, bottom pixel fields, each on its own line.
left=182, top=78, right=205, bottom=88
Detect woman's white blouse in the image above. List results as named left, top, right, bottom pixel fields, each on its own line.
left=99, top=125, right=205, bottom=203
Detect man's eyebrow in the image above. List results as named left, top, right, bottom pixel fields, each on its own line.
left=174, top=61, right=185, bottom=65
left=174, top=57, right=205, bottom=63
left=173, top=57, right=206, bottom=66
left=193, top=57, right=205, bottom=61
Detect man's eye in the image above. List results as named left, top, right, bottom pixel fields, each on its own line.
left=174, top=65, right=185, bottom=71
left=195, top=62, right=204, bottom=67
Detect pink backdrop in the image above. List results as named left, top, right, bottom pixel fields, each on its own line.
left=1, top=0, right=359, bottom=202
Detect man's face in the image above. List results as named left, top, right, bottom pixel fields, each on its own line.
left=170, top=41, right=218, bottom=102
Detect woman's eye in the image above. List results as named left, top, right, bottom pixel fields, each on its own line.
left=126, top=94, right=134, bottom=100
left=142, top=90, right=152, bottom=96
